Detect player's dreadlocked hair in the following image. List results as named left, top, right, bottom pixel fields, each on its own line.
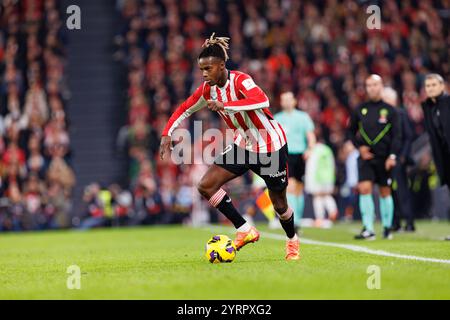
left=198, top=32, right=230, bottom=62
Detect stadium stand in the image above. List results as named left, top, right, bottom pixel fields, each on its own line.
left=0, top=0, right=73, bottom=230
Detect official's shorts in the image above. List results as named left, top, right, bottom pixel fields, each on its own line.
left=213, top=143, right=289, bottom=192
left=358, top=157, right=392, bottom=187
left=287, top=153, right=305, bottom=182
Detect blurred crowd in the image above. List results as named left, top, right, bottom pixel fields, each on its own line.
left=110, top=0, right=449, bottom=227
left=1, top=0, right=448, bottom=232
left=0, top=0, right=74, bottom=231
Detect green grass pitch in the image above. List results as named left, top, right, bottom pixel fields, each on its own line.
left=0, top=221, right=449, bottom=299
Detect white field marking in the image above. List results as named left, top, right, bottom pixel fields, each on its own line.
left=204, top=226, right=450, bottom=265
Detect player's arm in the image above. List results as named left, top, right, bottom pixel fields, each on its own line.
left=223, top=74, right=269, bottom=111
left=160, top=84, right=207, bottom=160
left=347, top=107, right=373, bottom=160
left=347, top=108, right=360, bottom=148
left=304, top=131, right=316, bottom=160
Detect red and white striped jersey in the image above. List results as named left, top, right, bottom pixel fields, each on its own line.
left=162, top=70, right=287, bottom=153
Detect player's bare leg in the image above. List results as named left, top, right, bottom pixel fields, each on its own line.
left=379, top=186, right=394, bottom=239
left=197, top=164, right=238, bottom=199
left=287, top=178, right=303, bottom=230
left=268, top=188, right=300, bottom=260
left=197, top=164, right=259, bottom=250
left=355, top=181, right=376, bottom=240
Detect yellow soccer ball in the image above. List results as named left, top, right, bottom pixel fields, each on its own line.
left=205, top=235, right=237, bottom=263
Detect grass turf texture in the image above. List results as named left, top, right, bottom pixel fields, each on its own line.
left=0, top=221, right=449, bottom=299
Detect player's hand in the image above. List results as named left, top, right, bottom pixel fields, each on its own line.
left=159, top=135, right=173, bottom=160
left=206, top=100, right=225, bottom=111
left=359, top=146, right=374, bottom=160
left=385, top=158, right=396, bottom=171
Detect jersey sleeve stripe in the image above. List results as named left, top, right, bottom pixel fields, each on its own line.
left=224, top=99, right=270, bottom=111
left=167, top=95, right=207, bottom=136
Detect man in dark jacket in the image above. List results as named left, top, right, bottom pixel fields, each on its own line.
left=421, top=73, right=450, bottom=241
left=382, top=87, right=416, bottom=232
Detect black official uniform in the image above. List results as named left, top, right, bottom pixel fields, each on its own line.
left=349, top=100, right=401, bottom=186
left=392, top=107, right=416, bottom=230
left=421, top=93, right=450, bottom=188
left=422, top=92, right=450, bottom=241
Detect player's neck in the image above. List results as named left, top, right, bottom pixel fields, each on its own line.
left=216, top=69, right=228, bottom=88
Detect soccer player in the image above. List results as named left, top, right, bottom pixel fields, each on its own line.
left=159, top=34, right=300, bottom=260
left=348, top=75, right=401, bottom=240
left=274, top=92, right=316, bottom=230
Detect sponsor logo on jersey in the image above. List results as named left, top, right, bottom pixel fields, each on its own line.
left=242, top=78, right=257, bottom=91
left=379, top=108, right=388, bottom=124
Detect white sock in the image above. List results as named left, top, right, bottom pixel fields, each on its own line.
left=313, top=196, right=325, bottom=220
left=242, top=214, right=255, bottom=226
left=237, top=222, right=251, bottom=232
left=324, top=195, right=337, bottom=217
left=287, top=234, right=298, bottom=241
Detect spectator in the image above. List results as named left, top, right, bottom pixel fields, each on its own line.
left=80, top=183, right=109, bottom=230
left=46, top=156, right=75, bottom=195
left=0, top=1, right=72, bottom=231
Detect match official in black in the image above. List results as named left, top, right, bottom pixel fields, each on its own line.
left=349, top=74, right=401, bottom=240
left=421, top=74, right=450, bottom=188
left=421, top=73, right=450, bottom=241
left=382, top=87, right=416, bottom=232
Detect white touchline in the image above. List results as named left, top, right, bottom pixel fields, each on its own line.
left=262, top=231, right=450, bottom=265
left=204, top=226, right=450, bottom=265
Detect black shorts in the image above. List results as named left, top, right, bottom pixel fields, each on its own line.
left=287, top=153, right=305, bottom=181
left=214, top=143, right=289, bottom=192
left=358, top=157, right=392, bottom=187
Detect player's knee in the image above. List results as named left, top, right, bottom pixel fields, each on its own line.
left=359, top=188, right=370, bottom=195
left=358, top=183, right=372, bottom=195
left=274, top=205, right=289, bottom=216
left=196, top=178, right=212, bottom=198
left=268, top=190, right=288, bottom=214
left=286, top=179, right=297, bottom=194
left=272, top=199, right=288, bottom=215
left=379, top=187, right=391, bottom=197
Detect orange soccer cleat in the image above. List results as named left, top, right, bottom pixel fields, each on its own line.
left=234, top=226, right=260, bottom=251
left=285, top=238, right=300, bottom=261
